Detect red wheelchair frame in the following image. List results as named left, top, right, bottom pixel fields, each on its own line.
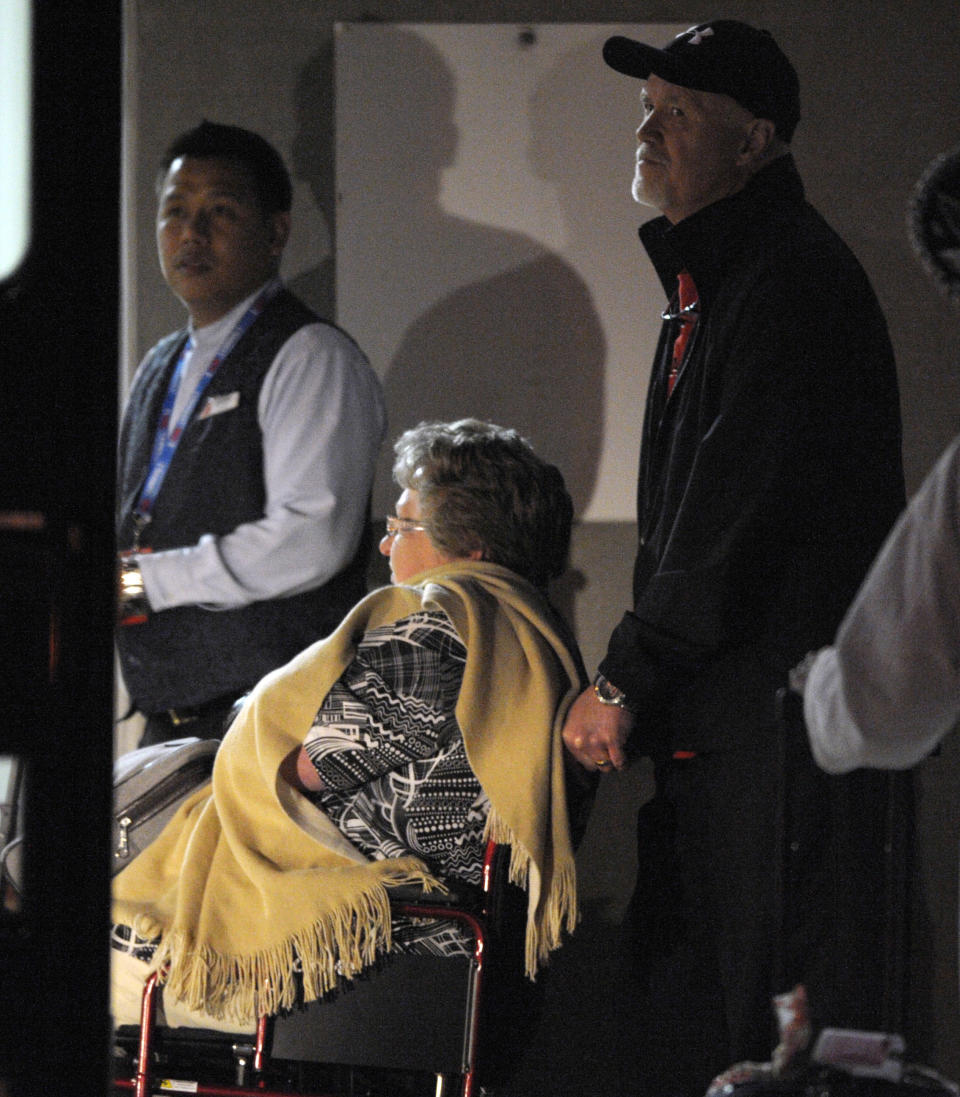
left=112, top=840, right=515, bottom=1097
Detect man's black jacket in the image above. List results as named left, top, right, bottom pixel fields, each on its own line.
left=599, top=155, right=905, bottom=755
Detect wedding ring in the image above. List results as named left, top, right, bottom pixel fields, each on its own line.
left=595, top=758, right=611, bottom=767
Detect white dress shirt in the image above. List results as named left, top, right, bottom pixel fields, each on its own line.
left=133, top=281, right=386, bottom=611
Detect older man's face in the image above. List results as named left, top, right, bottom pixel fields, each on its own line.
left=632, top=74, right=756, bottom=224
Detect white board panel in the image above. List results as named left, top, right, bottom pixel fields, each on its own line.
left=336, top=22, right=686, bottom=520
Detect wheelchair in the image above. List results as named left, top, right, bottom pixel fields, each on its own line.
left=111, top=839, right=535, bottom=1097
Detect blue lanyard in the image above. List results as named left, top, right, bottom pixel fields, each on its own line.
left=134, top=282, right=279, bottom=537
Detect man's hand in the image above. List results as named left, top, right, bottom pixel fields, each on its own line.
left=562, top=685, right=634, bottom=772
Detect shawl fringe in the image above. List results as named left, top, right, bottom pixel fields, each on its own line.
left=147, top=863, right=441, bottom=1023
left=484, top=809, right=579, bottom=979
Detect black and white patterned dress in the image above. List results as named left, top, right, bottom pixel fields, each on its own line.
left=111, top=609, right=488, bottom=967
left=303, top=608, right=489, bottom=956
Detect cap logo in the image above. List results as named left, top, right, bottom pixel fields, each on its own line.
left=684, top=25, right=715, bottom=46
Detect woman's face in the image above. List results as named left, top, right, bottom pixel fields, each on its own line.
left=379, top=487, right=459, bottom=584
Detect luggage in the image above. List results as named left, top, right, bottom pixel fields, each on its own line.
left=112, top=736, right=218, bottom=874
left=705, top=989, right=959, bottom=1095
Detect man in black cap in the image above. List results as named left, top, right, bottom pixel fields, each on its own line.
left=562, top=21, right=909, bottom=1096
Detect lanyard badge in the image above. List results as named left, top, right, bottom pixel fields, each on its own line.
left=132, top=282, right=279, bottom=541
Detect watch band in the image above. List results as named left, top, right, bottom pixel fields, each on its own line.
left=118, top=557, right=150, bottom=625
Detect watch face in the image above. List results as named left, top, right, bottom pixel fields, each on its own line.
left=909, top=143, right=960, bottom=301
left=595, top=676, right=623, bottom=704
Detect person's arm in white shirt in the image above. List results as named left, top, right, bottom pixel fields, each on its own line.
left=802, top=435, right=960, bottom=772
left=137, top=322, right=385, bottom=610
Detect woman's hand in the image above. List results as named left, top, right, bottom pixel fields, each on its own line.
left=279, top=746, right=327, bottom=792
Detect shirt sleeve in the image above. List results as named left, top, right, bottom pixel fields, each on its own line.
left=138, top=322, right=386, bottom=610
left=803, top=435, right=960, bottom=772
left=301, top=611, right=467, bottom=790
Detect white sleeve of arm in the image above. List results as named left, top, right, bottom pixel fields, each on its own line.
left=139, top=323, right=386, bottom=610
left=804, top=435, right=960, bottom=773
left=803, top=647, right=872, bottom=774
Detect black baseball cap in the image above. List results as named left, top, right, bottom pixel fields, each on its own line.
left=603, top=21, right=801, bottom=142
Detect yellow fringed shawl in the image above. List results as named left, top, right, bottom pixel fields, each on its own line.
left=112, top=561, right=582, bottom=1024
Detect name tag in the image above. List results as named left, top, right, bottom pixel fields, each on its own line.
left=198, top=391, right=240, bottom=420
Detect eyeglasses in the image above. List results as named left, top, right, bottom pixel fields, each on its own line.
left=384, top=516, right=429, bottom=537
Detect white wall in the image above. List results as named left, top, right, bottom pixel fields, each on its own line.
left=336, top=23, right=684, bottom=520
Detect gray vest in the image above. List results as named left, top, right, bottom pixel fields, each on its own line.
left=116, top=290, right=368, bottom=713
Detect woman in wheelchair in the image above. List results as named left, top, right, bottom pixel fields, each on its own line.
left=112, top=418, right=587, bottom=1034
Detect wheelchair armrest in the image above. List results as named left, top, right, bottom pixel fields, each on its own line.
left=385, top=839, right=505, bottom=910
left=385, top=878, right=483, bottom=907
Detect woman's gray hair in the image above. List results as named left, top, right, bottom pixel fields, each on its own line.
left=392, top=419, right=572, bottom=588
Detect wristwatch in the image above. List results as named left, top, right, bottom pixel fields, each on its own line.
left=593, top=673, right=630, bottom=710
left=118, top=556, right=150, bottom=625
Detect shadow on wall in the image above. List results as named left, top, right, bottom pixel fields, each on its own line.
left=330, top=26, right=606, bottom=545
